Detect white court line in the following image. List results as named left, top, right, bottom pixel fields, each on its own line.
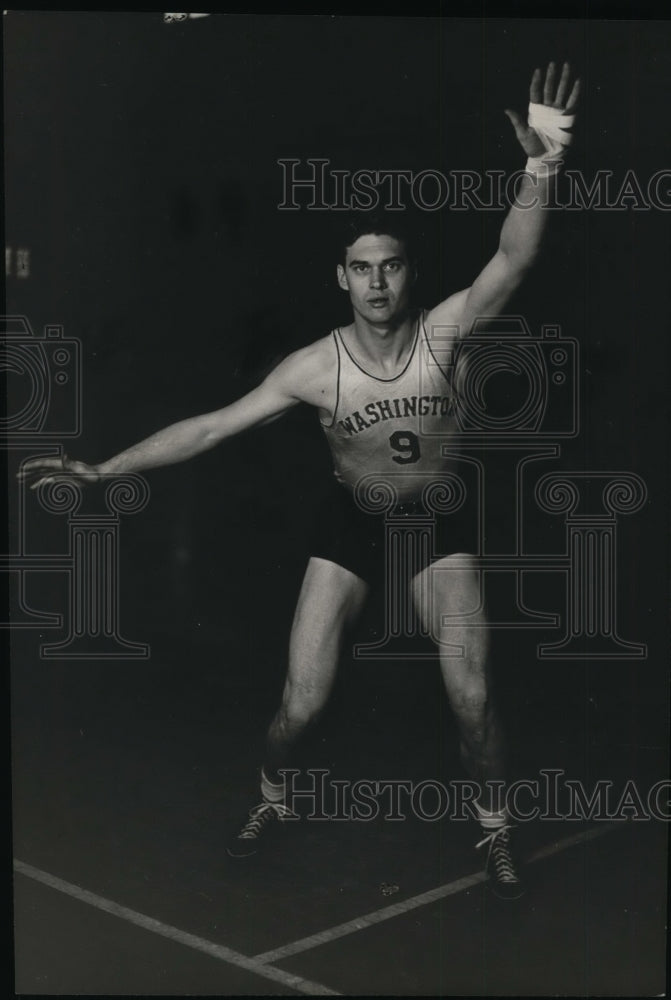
left=253, top=821, right=625, bottom=965
left=527, top=821, right=624, bottom=863
left=13, top=859, right=341, bottom=997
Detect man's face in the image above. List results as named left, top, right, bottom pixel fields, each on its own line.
left=337, top=233, right=414, bottom=325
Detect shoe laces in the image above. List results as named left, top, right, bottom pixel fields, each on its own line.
left=475, top=824, right=519, bottom=883
left=238, top=801, right=295, bottom=839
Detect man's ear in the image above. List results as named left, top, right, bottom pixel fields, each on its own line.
left=337, top=263, right=348, bottom=291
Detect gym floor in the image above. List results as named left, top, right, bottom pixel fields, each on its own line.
left=11, top=612, right=669, bottom=996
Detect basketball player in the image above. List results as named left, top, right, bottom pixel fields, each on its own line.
left=20, top=63, right=580, bottom=899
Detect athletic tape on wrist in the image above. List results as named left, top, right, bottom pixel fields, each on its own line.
left=524, top=156, right=562, bottom=178
left=525, top=101, right=575, bottom=177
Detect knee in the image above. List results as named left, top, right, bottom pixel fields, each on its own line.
left=449, top=680, right=492, bottom=731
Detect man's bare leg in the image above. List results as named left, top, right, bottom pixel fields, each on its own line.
left=227, top=556, right=367, bottom=856
left=412, top=553, right=523, bottom=897
left=264, top=556, right=369, bottom=779
left=412, top=553, right=506, bottom=806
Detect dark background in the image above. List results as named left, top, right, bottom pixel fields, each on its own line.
left=6, top=12, right=669, bottom=824
left=6, top=14, right=670, bottom=995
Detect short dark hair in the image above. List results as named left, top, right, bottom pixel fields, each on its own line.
left=338, top=211, right=417, bottom=267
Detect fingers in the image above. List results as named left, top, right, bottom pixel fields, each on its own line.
left=511, top=61, right=580, bottom=118
left=529, top=67, right=542, bottom=103
left=24, top=470, right=95, bottom=491
left=16, top=458, right=66, bottom=490
left=16, top=454, right=90, bottom=490
left=29, top=475, right=57, bottom=491
left=553, top=61, right=571, bottom=107
left=17, top=455, right=100, bottom=493
left=565, top=76, right=581, bottom=112
left=534, top=60, right=580, bottom=112
left=543, top=61, right=557, bottom=104
left=16, top=457, right=65, bottom=481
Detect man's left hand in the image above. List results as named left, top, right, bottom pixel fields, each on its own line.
left=505, top=61, right=581, bottom=158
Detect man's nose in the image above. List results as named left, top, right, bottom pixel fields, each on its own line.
left=370, top=268, right=387, bottom=289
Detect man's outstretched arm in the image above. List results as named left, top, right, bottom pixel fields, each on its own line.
left=17, top=348, right=317, bottom=489
left=426, top=61, right=581, bottom=335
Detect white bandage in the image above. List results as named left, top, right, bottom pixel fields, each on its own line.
left=525, top=102, right=575, bottom=177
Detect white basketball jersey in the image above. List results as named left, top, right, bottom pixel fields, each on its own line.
left=321, top=310, right=460, bottom=502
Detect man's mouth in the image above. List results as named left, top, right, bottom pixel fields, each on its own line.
left=368, top=297, right=389, bottom=307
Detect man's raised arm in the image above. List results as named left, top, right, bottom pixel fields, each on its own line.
left=427, top=61, right=581, bottom=336
left=18, top=349, right=314, bottom=489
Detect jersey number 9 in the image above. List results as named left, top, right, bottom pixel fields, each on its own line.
left=389, top=430, right=421, bottom=465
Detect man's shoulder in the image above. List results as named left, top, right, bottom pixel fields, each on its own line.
left=283, top=332, right=337, bottom=375
left=264, top=332, right=337, bottom=406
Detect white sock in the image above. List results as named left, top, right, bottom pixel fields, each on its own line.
left=261, top=768, right=285, bottom=804
left=474, top=799, right=508, bottom=831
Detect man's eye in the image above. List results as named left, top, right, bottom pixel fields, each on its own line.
left=384, top=262, right=400, bottom=271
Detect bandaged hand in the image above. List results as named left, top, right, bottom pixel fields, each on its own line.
left=504, top=62, right=581, bottom=178
left=526, top=102, right=575, bottom=174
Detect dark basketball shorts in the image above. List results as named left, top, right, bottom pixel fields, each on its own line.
left=308, top=481, right=479, bottom=587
